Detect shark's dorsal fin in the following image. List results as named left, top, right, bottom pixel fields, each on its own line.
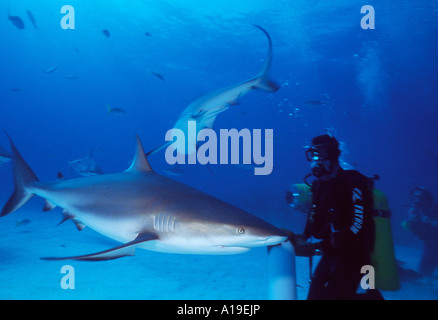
left=126, top=135, right=153, bottom=173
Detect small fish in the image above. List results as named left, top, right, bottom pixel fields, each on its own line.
left=303, top=100, right=328, bottom=106
left=151, top=71, right=165, bottom=81
left=15, top=218, right=31, bottom=228
left=102, top=29, right=111, bottom=38
left=42, top=66, right=58, bottom=73
left=8, top=10, right=25, bottom=30
left=10, top=88, right=22, bottom=92
left=107, top=104, right=126, bottom=115
left=144, top=32, right=152, bottom=37
left=26, top=10, right=39, bottom=30
left=64, top=74, right=78, bottom=80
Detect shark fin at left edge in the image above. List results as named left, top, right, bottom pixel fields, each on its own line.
left=40, top=232, right=159, bottom=261
left=1, top=132, right=39, bottom=217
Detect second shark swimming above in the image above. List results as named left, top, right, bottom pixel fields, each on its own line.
left=148, top=25, right=279, bottom=156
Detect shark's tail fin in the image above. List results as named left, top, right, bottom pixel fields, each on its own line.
left=255, top=75, right=280, bottom=92
left=1, top=133, right=39, bottom=217
left=252, top=25, right=279, bottom=92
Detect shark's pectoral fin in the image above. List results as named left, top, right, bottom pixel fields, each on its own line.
left=41, top=232, right=159, bottom=261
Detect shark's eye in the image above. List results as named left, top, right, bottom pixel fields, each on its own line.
left=236, top=227, right=245, bottom=235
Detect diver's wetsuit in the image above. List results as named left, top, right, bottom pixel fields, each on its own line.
left=305, top=169, right=375, bottom=300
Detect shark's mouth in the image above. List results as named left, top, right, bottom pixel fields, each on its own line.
left=228, top=236, right=288, bottom=248
left=217, top=236, right=287, bottom=251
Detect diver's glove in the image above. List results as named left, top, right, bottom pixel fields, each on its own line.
left=290, top=233, right=322, bottom=257
left=293, top=241, right=322, bottom=257
left=280, top=228, right=296, bottom=243
left=281, top=229, right=322, bottom=257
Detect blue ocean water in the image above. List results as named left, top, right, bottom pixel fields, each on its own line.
left=1, top=0, right=438, bottom=300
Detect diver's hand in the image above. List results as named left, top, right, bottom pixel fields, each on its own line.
left=280, top=229, right=321, bottom=257
left=295, top=241, right=322, bottom=257
left=280, top=228, right=296, bottom=242
left=294, top=241, right=321, bottom=257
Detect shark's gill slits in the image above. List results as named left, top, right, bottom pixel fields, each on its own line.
left=153, top=213, right=176, bottom=233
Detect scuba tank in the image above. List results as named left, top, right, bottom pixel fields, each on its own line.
left=288, top=175, right=400, bottom=291
left=371, top=188, right=400, bottom=291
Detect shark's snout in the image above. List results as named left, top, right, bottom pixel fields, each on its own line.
left=264, top=235, right=288, bottom=245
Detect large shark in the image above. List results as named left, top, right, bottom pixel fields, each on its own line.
left=1, top=134, right=287, bottom=260
left=148, top=25, right=279, bottom=156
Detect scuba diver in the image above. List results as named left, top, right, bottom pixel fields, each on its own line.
left=285, top=134, right=383, bottom=300
left=403, top=186, right=438, bottom=278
